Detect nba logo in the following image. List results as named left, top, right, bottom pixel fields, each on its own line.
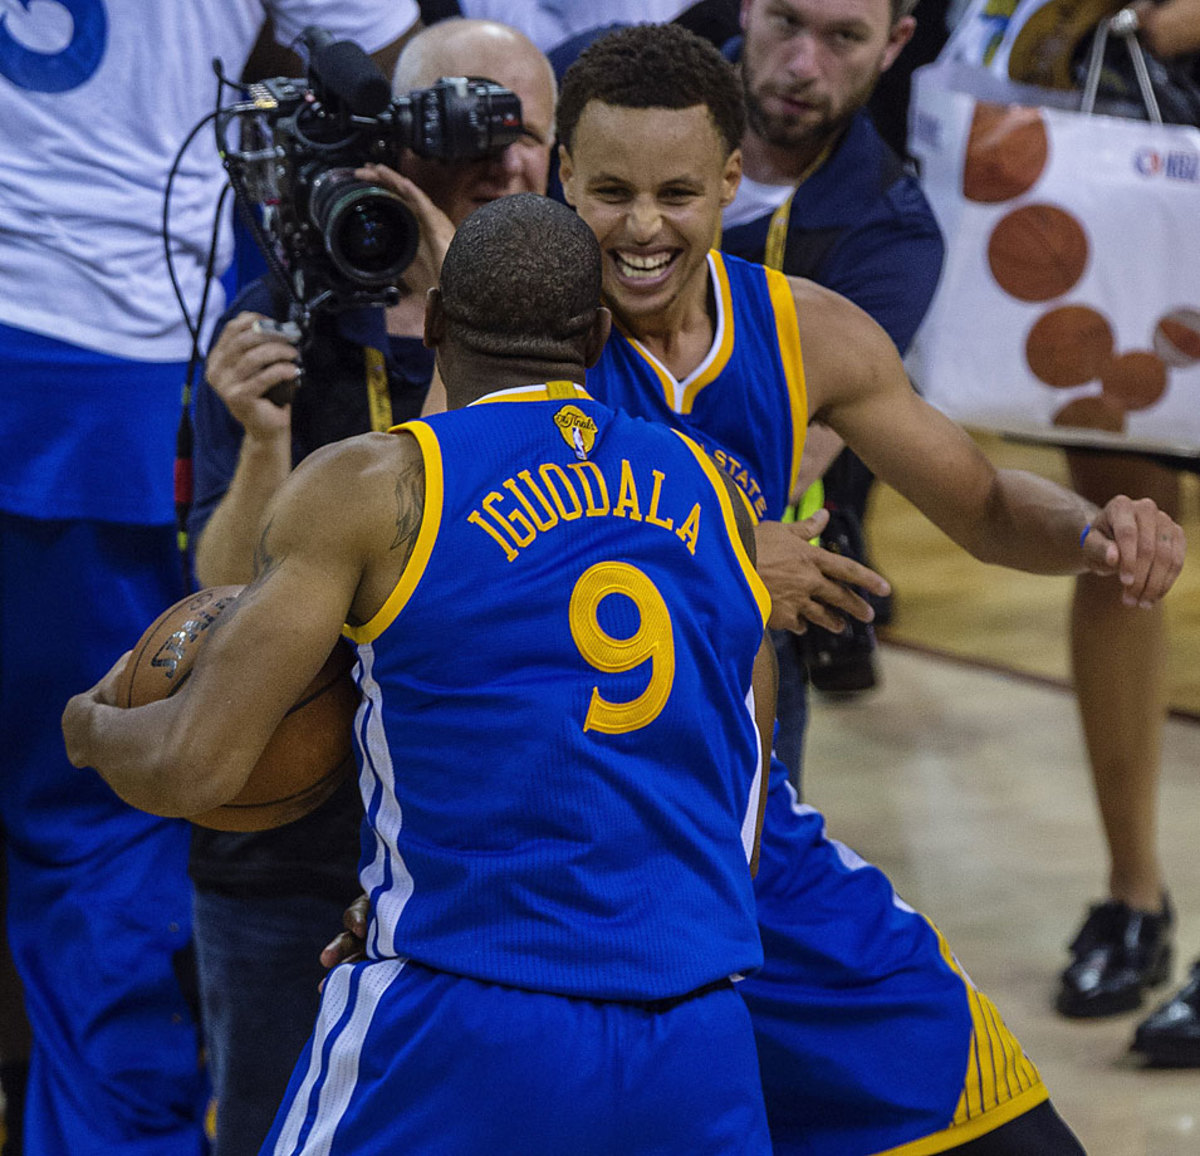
left=1134, top=149, right=1163, bottom=177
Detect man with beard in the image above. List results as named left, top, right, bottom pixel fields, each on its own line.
left=722, top=0, right=943, bottom=757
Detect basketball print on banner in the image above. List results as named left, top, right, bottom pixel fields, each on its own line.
left=910, top=64, right=1200, bottom=454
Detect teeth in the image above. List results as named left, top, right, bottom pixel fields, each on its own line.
left=615, top=251, right=672, bottom=278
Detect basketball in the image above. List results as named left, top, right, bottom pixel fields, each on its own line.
left=987, top=204, right=1089, bottom=302
left=116, top=587, right=360, bottom=832
left=963, top=104, right=1049, bottom=204
left=1052, top=394, right=1126, bottom=432
left=1100, top=350, right=1169, bottom=411
left=1025, top=305, right=1114, bottom=387
left=1152, top=307, right=1200, bottom=368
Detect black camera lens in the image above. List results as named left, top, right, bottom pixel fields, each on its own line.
left=309, top=169, right=419, bottom=286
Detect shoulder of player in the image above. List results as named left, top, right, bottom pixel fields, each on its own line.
left=278, top=432, right=424, bottom=534
left=783, top=275, right=904, bottom=408
left=784, top=274, right=891, bottom=350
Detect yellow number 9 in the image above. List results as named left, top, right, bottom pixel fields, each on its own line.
left=569, top=561, right=676, bottom=735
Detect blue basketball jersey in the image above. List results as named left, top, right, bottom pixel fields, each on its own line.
left=344, top=382, right=771, bottom=1001
left=588, top=252, right=808, bottom=521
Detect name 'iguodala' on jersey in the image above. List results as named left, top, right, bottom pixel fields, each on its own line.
left=343, top=382, right=771, bottom=1003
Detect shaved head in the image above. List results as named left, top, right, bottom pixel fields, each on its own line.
left=393, top=18, right=556, bottom=105
left=391, top=19, right=557, bottom=225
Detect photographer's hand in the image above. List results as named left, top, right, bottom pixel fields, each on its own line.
left=357, top=164, right=456, bottom=294
left=206, top=312, right=300, bottom=437
left=194, top=312, right=297, bottom=587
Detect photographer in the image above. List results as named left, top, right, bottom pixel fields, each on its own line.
left=186, top=20, right=556, bottom=1155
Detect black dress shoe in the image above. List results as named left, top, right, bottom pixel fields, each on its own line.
left=1056, top=897, right=1174, bottom=1018
left=1132, top=961, right=1200, bottom=1066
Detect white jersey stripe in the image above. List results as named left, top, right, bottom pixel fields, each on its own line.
left=290, top=959, right=409, bottom=1156
left=740, top=686, right=764, bottom=864
left=352, top=643, right=414, bottom=959
left=272, top=964, right=355, bottom=1155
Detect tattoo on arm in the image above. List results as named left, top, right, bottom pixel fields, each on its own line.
left=252, top=518, right=284, bottom=582
left=390, top=460, right=425, bottom=559
left=208, top=517, right=285, bottom=639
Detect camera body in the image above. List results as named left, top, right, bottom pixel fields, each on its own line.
left=217, top=28, right=523, bottom=319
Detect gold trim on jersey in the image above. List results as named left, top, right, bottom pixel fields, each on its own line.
left=343, top=421, right=444, bottom=645
left=873, top=922, right=1049, bottom=1156
left=673, top=429, right=771, bottom=628
left=467, top=381, right=591, bottom=406
left=763, top=266, right=809, bottom=501
left=617, top=252, right=735, bottom=416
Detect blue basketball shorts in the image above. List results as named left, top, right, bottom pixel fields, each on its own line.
left=262, top=958, right=771, bottom=1155
left=742, top=762, right=1047, bottom=1156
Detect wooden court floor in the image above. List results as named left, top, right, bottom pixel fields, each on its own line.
left=804, top=648, right=1200, bottom=1156
left=865, top=432, right=1200, bottom=717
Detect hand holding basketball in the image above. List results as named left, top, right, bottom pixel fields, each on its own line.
left=66, top=587, right=360, bottom=831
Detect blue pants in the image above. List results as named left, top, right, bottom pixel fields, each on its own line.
left=263, top=959, right=770, bottom=1155
left=742, top=760, right=1045, bottom=1155
left=0, top=512, right=207, bottom=1155
left=194, top=889, right=352, bottom=1156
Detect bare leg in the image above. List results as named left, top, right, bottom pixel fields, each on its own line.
left=1066, top=449, right=1179, bottom=912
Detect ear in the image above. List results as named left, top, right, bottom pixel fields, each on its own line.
left=740, top=0, right=753, bottom=32
left=423, top=287, right=445, bottom=350
left=881, top=15, right=916, bottom=73
left=558, top=144, right=577, bottom=206
left=583, top=306, right=613, bottom=369
left=719, top=147, right=743, bottom=209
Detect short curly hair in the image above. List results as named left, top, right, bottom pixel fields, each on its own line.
left=439, top=194, right=602, bottom=360
left=556, top=24, right=745, bottom=157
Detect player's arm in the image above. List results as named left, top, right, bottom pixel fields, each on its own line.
left=63, top=432, right=425, bottom=816
left=796, top=280, right=1187, bottom=602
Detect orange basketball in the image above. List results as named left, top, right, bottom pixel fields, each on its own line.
left=1025, top=305, right=1114, bottom=387
left=963, top=104, right=1049, bottom=204
left=1152, top=308, right=1200, bottom=368
left=117, top=587, right=359, bottom=831
left=1100, top=351, right=1169, bottom=411
left=988, top=204, right=1089, bottom=302
left=1052, top=394, right=1126, bottom=433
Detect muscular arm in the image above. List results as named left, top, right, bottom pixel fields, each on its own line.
left=797, top=280, right=1186, bottom=599
left=63, top=432, right=427, bottom=817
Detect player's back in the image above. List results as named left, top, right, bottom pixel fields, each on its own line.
left=346, top=382, right=770, bottom=1002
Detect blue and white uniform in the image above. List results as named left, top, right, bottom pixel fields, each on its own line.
left=590, top=252, right=1049, bottom=1156
left=264, top=383, right=773, bottom=1155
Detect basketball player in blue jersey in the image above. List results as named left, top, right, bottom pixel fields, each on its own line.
left=63, top=194, right=780, bottom=1155
left=546, top=24, right=1185, bottom=1156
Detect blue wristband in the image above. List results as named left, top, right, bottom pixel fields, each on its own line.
left=1079, top=524, right=1092, bottom=548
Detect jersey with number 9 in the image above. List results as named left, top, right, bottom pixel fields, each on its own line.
left=344, top=384, right=770, bottom=1002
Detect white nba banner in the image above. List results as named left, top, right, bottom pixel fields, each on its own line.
left=908, top=60, right=1200, bottom=455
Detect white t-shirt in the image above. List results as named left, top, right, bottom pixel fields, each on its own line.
left=455, top=1, right=693, bottom=54
left=0, top=0, right=417, bottom=360
left=722, top=174, right=794, bottom=231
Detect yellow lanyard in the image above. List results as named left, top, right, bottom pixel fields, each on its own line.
left=762, top=138, right=837, bottom=272
left=363, top=345, right=393, bottom=433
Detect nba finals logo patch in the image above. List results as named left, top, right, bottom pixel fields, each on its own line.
left=553, top=405, right=597, bottom=460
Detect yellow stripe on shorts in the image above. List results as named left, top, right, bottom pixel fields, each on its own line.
left=873, top=923, right=1048, bottom=1156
